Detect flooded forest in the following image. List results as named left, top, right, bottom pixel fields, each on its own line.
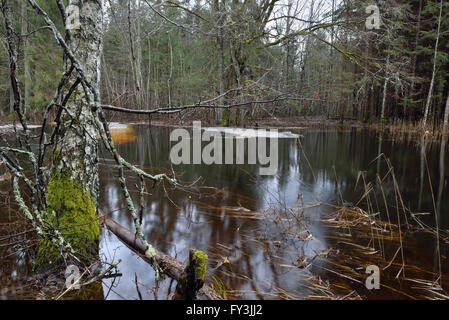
left=0, top=0, right=448, bottom=302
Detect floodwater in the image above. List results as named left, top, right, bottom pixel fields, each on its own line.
left=1, top=125, right=448, bottom=299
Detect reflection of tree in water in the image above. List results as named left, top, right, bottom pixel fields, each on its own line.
left=95, top=126, right=448, bottom=299
left=0, top=194, right=108, bottom=300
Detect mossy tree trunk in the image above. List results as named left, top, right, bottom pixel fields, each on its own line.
left=53, top=0, right=103, bottom=200
left=35, top=0, right=104, bottom=270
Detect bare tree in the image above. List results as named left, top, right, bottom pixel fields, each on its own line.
left=422, top=0, right=443, bottom=129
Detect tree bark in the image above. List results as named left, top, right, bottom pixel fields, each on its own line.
left=442, top=93, right=449, bottom=134
left=174, top=250, right=208, bottom=300
left=22, top=0, right=31, bottom=111
left=167, top=35, right=173, bottom=109
left=35, top=0, right=104, bottom=270
left=380, top=53, right=390, bottom=122
left=53, top=0, right=103, bottom=202
left=214, top=0, right=225, bottom=123
left=127, top=0, right=144, bottom=109
left=423, top=0, right=443, bottom=129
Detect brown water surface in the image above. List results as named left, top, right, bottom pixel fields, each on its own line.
left=1, top=125, right=448, bottom=299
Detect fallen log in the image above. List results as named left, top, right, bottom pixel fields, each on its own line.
left=99, top=211, right=222, bottom=300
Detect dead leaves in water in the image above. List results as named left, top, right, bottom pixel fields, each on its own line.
left=319, top=203, right=449, bottom=299
left=192, top=201, right=265, bottom=220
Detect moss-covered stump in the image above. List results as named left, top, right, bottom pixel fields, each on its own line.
left=174, top=250, right=208, bottom=300
left=34, top=173, right=100, bottom=271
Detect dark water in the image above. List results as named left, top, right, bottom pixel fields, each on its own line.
left=1, top=125, right=448, bottom=299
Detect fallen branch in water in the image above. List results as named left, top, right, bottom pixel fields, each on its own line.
left=99, top=211, right=222, bottom=300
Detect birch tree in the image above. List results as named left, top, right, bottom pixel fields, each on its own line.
left=30, top=0, right=104, bottom=269
left=22, top=0, right=31, bottom=110
left=0, top=0, right=173, bottom=275
left=422, top=0, right=443, bottom=129
left=442, top=94, right=449, bottom=134
left=213, top=0, right=225, bottom=123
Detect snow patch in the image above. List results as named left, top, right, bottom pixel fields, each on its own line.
left=108, top=122, right=130, bottom=130
left=0, top=124, right=41, bottom=131
left=202, top=127, right=301, bottom=139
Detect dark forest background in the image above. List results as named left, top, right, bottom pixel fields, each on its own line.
left=1, top=0, right=449, bottom=129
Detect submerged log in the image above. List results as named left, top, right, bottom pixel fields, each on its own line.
left=99, top=211, right=221, bottom=300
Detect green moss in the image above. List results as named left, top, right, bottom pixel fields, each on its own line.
left=34, top=172, right=99, bottom=271
left=52, top=150, right=62, bottom=167
left=187, top=250, right=208, bottom=281
left=174, top=250, right=208, bottom=299
left=208, top=277, right=227, bottom=297
left=221, top=110, right=230, bottom=127
left=78, top=160, right=85, bottom=170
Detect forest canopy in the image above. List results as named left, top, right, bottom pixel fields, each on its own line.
left=1, top=0, right=448, bottom=129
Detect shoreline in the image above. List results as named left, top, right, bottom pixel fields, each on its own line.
left=1, top=116, right=446, bottom=141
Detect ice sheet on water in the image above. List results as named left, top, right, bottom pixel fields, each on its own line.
left=0, top=124, right=41, bottom=131
left=108, top=122, right=129, bottom=130
left=202, top=127, right=301, bottom=139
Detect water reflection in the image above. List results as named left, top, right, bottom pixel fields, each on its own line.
left=0, top=126, right=447, bottom=299
left=97, top=126, right=448, bottom=299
